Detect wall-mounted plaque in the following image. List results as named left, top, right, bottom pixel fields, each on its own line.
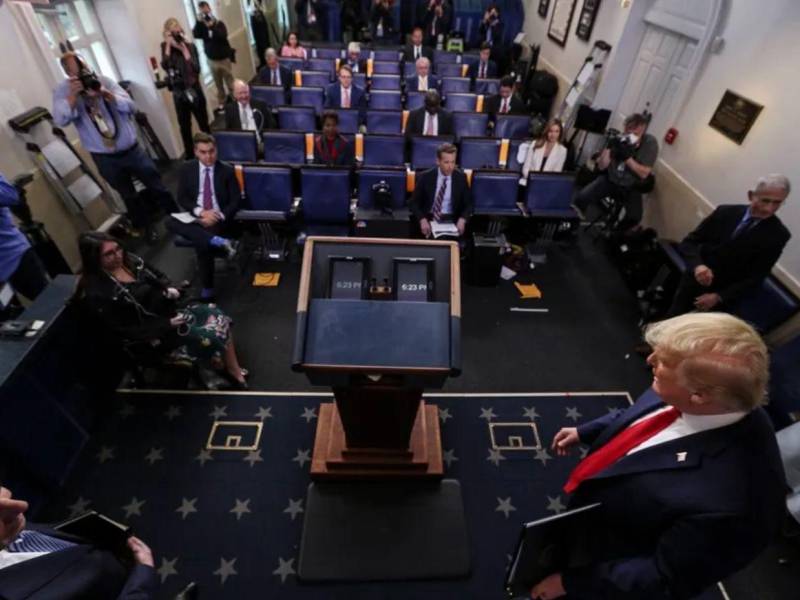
left=548, top=0, right=577, bottom=47
left=708, top=90, right=763, bottom=145
left=538, top=0, right=550, bottom=18
left=575, top=0, right=601, bottom=41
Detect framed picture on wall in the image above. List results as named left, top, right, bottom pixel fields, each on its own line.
left=576, top=0, right=601, bottom=41
left=548, top=0, right=577, bottom=47
left=538, top=0, right=550, bottom=18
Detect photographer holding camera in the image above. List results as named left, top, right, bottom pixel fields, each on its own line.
left=53, top=52, right=175, bottom=240
left=161, top=18, right=211, bottom=160
left=192, top=1, right=235, bottom=113
left=574, top=113, right=659, bottom=231
left=421, top=0, right=452, bottom=49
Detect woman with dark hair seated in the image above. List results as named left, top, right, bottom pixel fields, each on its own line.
left=313, top=111, right=355, bottom=166
left=76, top=231, right=248, bottom=389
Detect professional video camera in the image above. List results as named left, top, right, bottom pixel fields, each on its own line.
left=604, top=128, right=639, bottom=162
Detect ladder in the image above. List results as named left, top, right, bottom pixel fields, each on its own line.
left=556, top=40, right=612, bottom=131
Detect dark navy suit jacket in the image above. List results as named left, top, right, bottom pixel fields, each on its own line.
left=405, top=74, right=440, bottom=92
left=561, top=389, right=786, bottom=599
left=0, top=524, right=156, bottom=599
left=323, top=83, right=366, bottom=111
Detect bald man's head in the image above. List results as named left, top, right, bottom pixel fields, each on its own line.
left=233, top=79, right=251, bottom=105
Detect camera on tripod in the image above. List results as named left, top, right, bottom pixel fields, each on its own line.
left=604, top=128, right=639, bottom=161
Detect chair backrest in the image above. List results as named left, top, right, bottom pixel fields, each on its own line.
left=299, top=70, right=330, bottom=88
left=366, top=109, right=403, bottom=134
left=369, top=90, right=403, bottom=110
left=410, top=135, right=455, bottom=169
left=280, top=57, right=305, bottom=72
left=441, top=77, right=471, bottom=95
left=494, top=114, right=530, bottom=139
left=300, top=167, right=352, bottom=223
left=472, top=170, right=520, bottom=212
left=251, top=85, right=286, bottom=107
left=433, top=49, right=459, bottom=64
left=403, top=62, right=417, bottom=78
left=453, top=113, right=489, bottom=141
left=372, top=61, right=400, bottom=75
left=313, top=47, right=344, bottom=59
left=460, top=137, right=501, bottom=169
left=525, top=172, right=577, bottom=212
left=363, top=134, right=406, bottom=167
left=436, top=63, right=464, bottom=78
left=731, top=277, right=800, bottom=333
left=370, top=75, right=401, bottom=90
left=243, top=165, right=293, bottom=213
left=372, top=48, right=402, bottom=61
left=262, top=130, right=306, bottom=164
left=507, top=139, right=526, bottom=171
left=474, top=78, right=501, bottom=96
left=333, top=109, right=360, bottom=134
left=405, top=91, right=425, bottom=111
left=306, top=59, right=335, bottom=79
left=277, top=106, right=316, bottom=131
left=447, top=93, right=478, bottom=113
left=291, top=87, right=324, bottom=115
left=214, top=130, right=258, bottom=163
left=358, top=167, right=407, bottom=210
left=460, top=52, right=480, bottom=69
left=353, top=73, right=367, bottom=88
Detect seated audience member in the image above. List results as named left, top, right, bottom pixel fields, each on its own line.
left=468, top=42, right=498, bottom=81
left=573, top=112, right=658, bottom=230
left=0, top=485, right=157, bottom=598
left=0, top=172, right=49, bottom=301
left=405, top=57, right=439, bottom=92
left=324, top=64, right=366, bottom=110
left=533, top=312, right=786, bottom=600
left=421, top=0, right=452, bottom=48
left=165, top=133, right=240, bottom=301
left=409, top=143, right=472, bottom=239
left=370, top=0, right=395, bottom=43
left=405, top=89, right=453, bottom=137
left=403, top=26, right=433, bottom=64
left=666, top=174, right=791, bottom=317
left=344, top=41, right=367, bottom=74
left=485, top=75, right=525, bottom=118
left=314, top=111, right=355, bottom=166
left=257, top=48, right=292, bottom=97
left=280, top=31, right=307, bottom=59
left=224, top=79, right=275, bottom=133
left=517, top=118, right=567, bottom=183
left=78, top=231, right=247, bottom=388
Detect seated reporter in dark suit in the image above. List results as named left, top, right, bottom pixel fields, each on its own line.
left=533, top=312, right=786, bottom=600
left=165, top=132, right=240, bottom=300
left=324, top=64, right=367, bottom=111
left=468, top=43, right=498, bottom=81
left=405, top=89, right=453, bottom=137
left=409, top=143, right=472, bottom=239
left=224, top=79, right=275, bottom=133
left=666, top=174, right=791, bottom=317
left=313, top=111, right=355, bottom=166
left=0, top=485, right=157, bottom=599
left=256, top=48, right=292, bottom=99
left=402, top=26, right=433, bottom=64
left=405, top=57, right=440, bottom=92
left=484, top=75, right=525, bottom=119
left=344, top=42, right=368, bottom=74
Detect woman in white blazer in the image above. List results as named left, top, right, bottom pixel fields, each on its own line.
left=517, top=119, right=567, bottom=186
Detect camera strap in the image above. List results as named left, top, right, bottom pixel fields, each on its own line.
left=86, top=96, right=120, bottom=150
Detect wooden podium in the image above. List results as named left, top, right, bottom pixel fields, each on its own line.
left=292, top=237, right=461, bottom=480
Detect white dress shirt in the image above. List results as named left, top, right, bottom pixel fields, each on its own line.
left=418, top=75, right=428, bottom=91
left=423, top=112, right=438, bottom=136
left=0, top=549, right=48, bottom=570
left=238, top=103, right=256, bottom=131
left=413, top=45, right=423, bottom=60
left=194, top=163, right=223, bottom=217
left=434, top=169, right=453, bottom=217
left=340, top=85, right=352, bottom=108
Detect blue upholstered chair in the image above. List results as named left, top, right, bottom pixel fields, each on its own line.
left=372, top=48, right=402, bottom=61
left=403, top=62, right=417, bottom=78
left=277, top=106, right=316, bottom=131
left=363, top=134, right=406, bottom=167
left=372, top=61, right=400, bottom=75
left=250, top=85, right=286, bottom=107
left=507, top=139, right=526, bottom=171
left=240, top=165, right=293, bottom=216
left=298, top=70, right=331, bottom=88
left=471, top=170, right=521, bottom=215
left=524, top=172, right=578, bottom=218
left=262, top=131, right=306, bottom=164
left=299, top=166, right=352, bottom=238
left=280, top=57, right=305, bottom=72
left=214, top=130, right=258, bottom=163
left=370, top=75, right=402, bottom=90
left=446, top=93, right=478, bottom=113
left=459, top=137, right=501, bottom=169
left=433, top=49, right=459, bottom=64
left=474, top=78, right=501, bottom=96
left=306, top=59, right=335, bottom=80
left=410, top=135, right=455, bottom=169
left=366, top=109, right=403, bottom=134
left=441, top=77, right=472, bottom=95
left=405, top=91, right=425, bottom=111
left=453, top=113, right=489, bottom=140
left=312, top=47, right=344, bottom=60
left=291, top=87, right=325, bottom=115
left=435, top=63, right=464, bottom=78
left=333, top=109, right=361, bottom=134
left=494, top=115, right=530, bottom=139
left=358, top=167, right=407, bottom=210
left=369, top=90, right=403, bottom=110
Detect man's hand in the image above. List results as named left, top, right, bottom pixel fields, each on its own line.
left=551, top=428, right=580, bottom=456
left=127, top=536, right=154, bottom=567
left=199, top=210, right=221, bottom=228
left=456, top=217, right=466, bottom=236
left=170, top=314, right=188, bottom=328
left=0, top=487, right=28, bottom=547
left=694, top=293, right=721, bottom=311
left=530, top=573, right=566, bottom=599
left=596, top=148, right=611, bottom=171
left=164, top=287, right=181, bottom=300
left=693, top=265, right=713, bottom=286
left=67, top=77, right=84, bottom=108
left=420, top=218, right=432, bottom=238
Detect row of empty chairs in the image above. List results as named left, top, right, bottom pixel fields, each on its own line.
left=282, top=47, right=483, bottom=74
left=285, top=71, right=500, bottom=94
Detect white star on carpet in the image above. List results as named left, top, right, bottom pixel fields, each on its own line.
left=157, top=557, right=178, bottom=583
left=442, top=448, right=459, bottom=468
left=479, top=407, right=497, bottom=421
left=96, top=446, right=115, bottom=464
left=439, top=407, right=453, bottom=423
left=122, top=497, right=145, bottom=518
left=565, top=406, right=582, bottom=421
left=195, top=448, right=213, bottom=466
left=283, top=498, right=304, bottom=521
left=486, top=448, right=506, bottom=467
left=118, top=403, right=135, bottom=418
left=213, top=557, right=237, bottom=584
left=209, top=405, right=228, bottom=419
left=522, top=406, right=540, bottom=420
left=579, top=446, right=589, bottom=459
left=495, top=497, right=516, bottom=519
left=546, top=495, right=566, bottom=514
left=272, top=557, right=296, bottom=583
left=534, top=448, right=552, bottom=466
left=67, top=496, right=91, bottom=518
left=175, top=498, right=198, bottom=520
left=254, top=406, right=273, bottom=420
left=144, top=447, right=164, bottom=465
left=293, top=449, right=311, bottom=468
left=164, top=405, right=182, bottom=420
left=300, top=407, right=317, bottom=423
left=230, top=498, right=251, bottom=520
left=243, top=449, right=264, bottom=467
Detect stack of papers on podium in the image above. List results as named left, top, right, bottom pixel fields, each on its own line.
left=431, top=222, right=459, bottom=239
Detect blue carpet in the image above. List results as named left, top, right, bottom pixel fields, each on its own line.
left=44, top=390, right=684, bottom=599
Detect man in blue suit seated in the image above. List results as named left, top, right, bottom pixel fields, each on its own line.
left=405, top=57, right=440, bottom=92
left=256, top=48, right=292, bottom=101
left=531, top=312, right=787, bottom=600
left=324, top=64, right=366, bottom=111
left=468, top=42, right=498, bottom=81
left=0, top=485, right=157, bottom=598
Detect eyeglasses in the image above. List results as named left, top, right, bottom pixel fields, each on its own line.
left=101, top=246, right=124, bottom=259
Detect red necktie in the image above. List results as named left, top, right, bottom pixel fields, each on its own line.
left=480, top=63, right=486, bottom=78
left=501, top=99, right=508, bottom=114
left=202, top=167, right=213, bottom=210
left=425, top=114, right=435, bottom=135
left=343, top=87, right=350, bottom=108
left=563, top=406, right=681, bottom=494
left=432, top=177, right=447, bottom=221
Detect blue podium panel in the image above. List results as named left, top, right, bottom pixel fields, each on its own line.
left=305, top=299, right=450, bottom=369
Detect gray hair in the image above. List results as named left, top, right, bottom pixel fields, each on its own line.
left=348, top=41, right=360, bottom=54
left=416, top=57, right=430, bottom=68
left=755, top=173, right=791, bottom=196
left=265, top=47, right=277, bottom=60
left=424, top=89, right=441, bottom=103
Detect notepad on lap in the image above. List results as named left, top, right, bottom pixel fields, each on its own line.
left=55, top=511, right=131, bottom=555
left=171, top=211, right=196, bottom=224
left=431, top=221, right=459, bottom=239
